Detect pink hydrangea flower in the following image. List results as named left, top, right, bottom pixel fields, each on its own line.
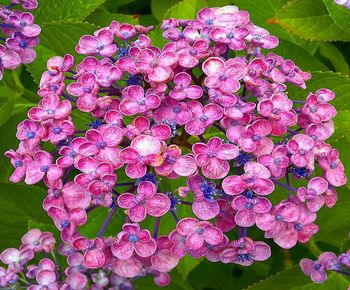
left=256, top=201, right=300, bottom=244
left=134, top=49, right=178, bottom=83
left=153, top=97, right=193, bottom=125
left=120, top=135, right=163, bottom=179
left=257, top=93, right=296, bottom=136
left=76, top=29, right=117, bottom=57
left=257, top=145, right=289, bottom=179
left=169, top=72, right=203, bottom=100
left=185, top=100, right=223, bottom=135
left=215, top=199, right=236, bottom=232
left=319, top=149, right=347, bottom=187
left=117, top=181, right=170, bottom=222
left=222, top=162, right=274, bottom=196
left=72, top=237, right=105, bottom=269
left=155, top=145, right=197, bottom=177
left=119, top=85, right=161, bottom=116
left=220, top=237, right=271, bottom=266
left=202, top=57, right=246, bottom=94
left=187, top=175, right=220, bottom=220
left=287, top=134, right=315, bottom=170
left=297, top=177, right=329, bottom=212
left=239, top=119, right=273, bottom=155
left=176, top=218, right=223, bottom=251
left=231, top=195, right=272, bottom=227
left=111, top=223, right=157, bottom=259
left=125, top=116, right=171, bottom=141
left=192, top=137, right=239, bottom=179
left=300, top=252, right=338, bottom=283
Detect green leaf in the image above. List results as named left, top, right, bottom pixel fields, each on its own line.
left=272, top=40, right=328, bottom=71
left=323, top=0, right=350, bottom=34
left=85, top=7, right=138, bottom=27
left=39, top=21, right=98, bottom=56
left=26, top=45, right=57, bottom=84
left=0, top=99, right=15, bottom=128
left=319, top=43, right=350, bottom=74
left=234, top=0, right=320, bottom=54
left=246, top=266, right=349, bottom=289
left=177, top=255, right=202, bottom=280
left=164, top=0, right=207, bottom=19
left=206, top=0, right=234, bottom=6
left=149, top=26, right=169, bottom=48
left=33, top=0, right=108, bottom=24
left=274, top=0, right=350, bottom=41
left=0, top=183, right=52, bottom=250
left=151, top=0, right=181, bottom=21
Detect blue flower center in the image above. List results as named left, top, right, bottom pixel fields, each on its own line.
left=275, top=214, right=283, bottom=221
left=19, top=40, right=28, bottom=48
left=166, top=155, right=176, bottom=164
left=15, top=160, right=23, bottom=168
left=289, top=166, right=309, bottom=179
left=40, top=165, right=49, bottom=172
left=201, top=181, right=217, bottom=201
left=235, top=153, right=251, bottom=166
left=128, top=234, right=139, bottom=243
left=252, top=134, right=261, bottom=141
left=61, top=220, right=70, bottom=228
left=26, top=131, right=36, bottom=139
left=200, top=115, right=209, bottom=122
left=52, top=127, right=62, bottom=134
left=205, top=19, right=213, bottom=25
left=173, top=106, right=181, bottom=113
left=237, top=253, right=252, bottom=262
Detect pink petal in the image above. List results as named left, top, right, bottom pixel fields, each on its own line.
left=192, top=200, right=220, bottom=220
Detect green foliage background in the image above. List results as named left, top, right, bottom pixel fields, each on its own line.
left=0, top=0, right=350, bottom=289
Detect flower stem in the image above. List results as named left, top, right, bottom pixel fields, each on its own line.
left=153, top=217, right=161, bottom=239
left=97, top=204, right=118, bottom=237
left=273, top=179, right=297, bottom=192
left=170, top=210, right=179, bottom=223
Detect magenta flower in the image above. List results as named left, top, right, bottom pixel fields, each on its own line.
left=176, top=39, right=210, bottom=68
left=43, top=119, right=75, bottom=144
left=302, top=93, right=337, bottom=124
left=25, top=150, right=63, bottom=185
left=257, top=145, right=289, bottom=178
left=155, top=145, right=197, bottom=177
left=47, top=54, right=74, bottom=75
left=48, top=206, right=86, bottom=238
left=74, top=156, right=114, bottom=187
left=57, top=137, right=85, bottom=168
left=232, top=195, right=272, bottom=227
left=120, top=135, right=163, bottom=179
left=239, top=119, right=273, bottom=155
left=223, top=162, right=274, bottom=196
left=153, top=97, right=193, bottom=125
left=287, top=134, right=315, bottom=170
left=168, top=230, right=187, bottom=259
left=0, top=44, right=21, bottom=79
left=185, top=100, right=223, bottom=136
left=202, top=57, right=246, bottom=94
left=9, top=12, right=41, bottom=37
left=61, top=182, right=91, bottom=210
left=193, top=137, right=239, bottom=179
left=76, top=29, right=117, bottom=57
left=16, top=119, right=45, bottom=147
left=125, top=116, right=171, bottom=141
left=256, top=202, right=299, bottom=242
left=176, top=218, right=223, bottom=251
left=72, top=237, right=105, bottom=269
left=28, top=269, right=57, bottom=290
left=63, top=272, right=88, bottom=290
left=6, top=32, right=38, bottom=63
left=134, top=48, right=178, bottom=83
left=0, top=248, right=34, bottom=270
left=111, top=223, right=157, bottom=260
left=297, top=177, right=328, bottom=212
left=11, top=0, right=38, bottom=10
left=245, top=25, right=279, bottom=49
left=257, top=93, right=296, bottom=136
left=274, top=205, right=319, bottom=248
left=119, top=85, right=161, bottom=116
left=220, top=237, right=271, bottom=266
left=117, top=181, right=171, bottom=222
left=5, top=148, right=32, bottom=183
left=215, top=199, right=236, bottom=233
left=169, top=72, right=203, bottom=100
left=319, top=149, right=347, bottom=187
left=64, top=253, right=86, bottom=275
left=300, top=252, right=338, bottom=283
left=210, top=27, right=249, bottom=50
left=151, top=237, right=179, bottom=273
left=188, top=175, right=220, bottom=220
left=28, top=94, right=72, bottom=122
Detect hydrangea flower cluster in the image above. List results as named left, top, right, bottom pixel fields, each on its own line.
left=4, top=4, right=347, bottom=287
left=0, top=0, right=40, bottom=80
left=0, top=228, right=167, bottom=289
left=334, top=0, right=350, bottom=9
left=300, top=236, right=350, bottom=284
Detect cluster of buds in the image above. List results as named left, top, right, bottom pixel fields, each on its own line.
left=0, top=0, right=40, bottom=80
left=4, top=4, right=347, bottom=287
left=0, top=228, right=166, bottom=289
left=300, top=238, right=350, bottom=284
left=334, top=0, right=350, bottom=8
